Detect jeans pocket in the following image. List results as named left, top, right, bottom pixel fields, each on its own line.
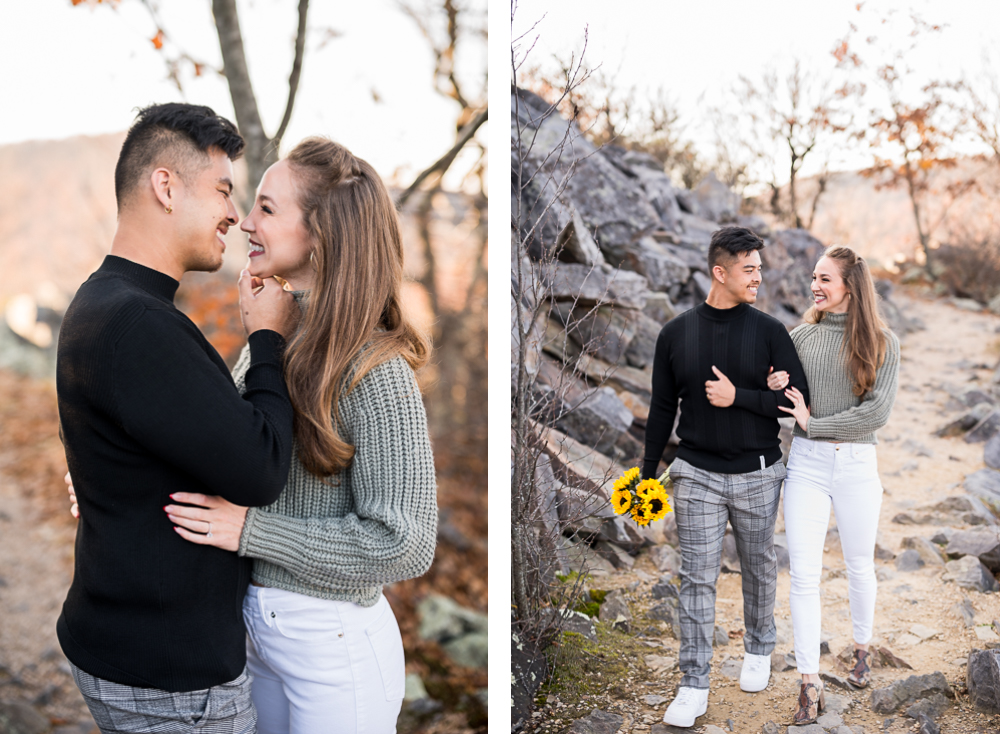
left=272, top=602, right=343, bottom=642
left=365, top=600, right=405, bottom=701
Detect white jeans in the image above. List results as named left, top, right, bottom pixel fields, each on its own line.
left=783, top=436, right=883, bottom=674
left=243, top=585, right=405, bottom=734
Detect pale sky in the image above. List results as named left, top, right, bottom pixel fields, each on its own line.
left=511, top=0, right=1000, bottom=183
left=0, top=0, right=486, bottom=187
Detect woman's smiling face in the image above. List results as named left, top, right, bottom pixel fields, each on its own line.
left=240, top=159, right=316, bottom=290
left=811, top=255, right=850, bottom=313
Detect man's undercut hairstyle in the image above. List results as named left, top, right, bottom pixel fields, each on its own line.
left=114, top=103, right=244, bottom=212
left=707, top=226, right=766, bottom=271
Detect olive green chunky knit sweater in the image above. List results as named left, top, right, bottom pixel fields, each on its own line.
left=790, top=310, right=900, bottom=444
left=231, top=292, right=437, bottom=606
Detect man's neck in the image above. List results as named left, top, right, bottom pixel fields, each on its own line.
left=110, top=217, right=185, bottom=283
left=704, top=287, right=742, bottom=310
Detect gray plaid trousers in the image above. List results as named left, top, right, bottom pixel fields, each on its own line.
left=669, top=457, right=785, bottom=690
left=71, top=663, right=257, bottom=733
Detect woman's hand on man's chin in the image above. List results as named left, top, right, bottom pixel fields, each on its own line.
left=165, top=492, right=249, bottom=552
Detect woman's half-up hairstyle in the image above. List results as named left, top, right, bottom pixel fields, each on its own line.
left=804, top=245, right=887, bottom=398
left=283, top=137, right=430, bottom=477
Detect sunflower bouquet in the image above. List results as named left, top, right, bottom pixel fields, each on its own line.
left=610, top=466, right=673, bottom=527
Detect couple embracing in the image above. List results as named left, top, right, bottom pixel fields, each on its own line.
left=644, top=227, right=900, bottom=727
left=57, top=103, right=437, bottom=733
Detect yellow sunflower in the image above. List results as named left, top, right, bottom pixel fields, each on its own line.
left=635, top=478, right=663, bottom=499
left=643, top=487, right=672, bottom=522
left=631, top=500, right=652, bottom=526
left=610, top=487, right=633, bottom=515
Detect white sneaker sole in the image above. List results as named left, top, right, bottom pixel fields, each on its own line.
left=662, top=701, right=707, bottom=728
left=739, top=676, right=770, bottom=693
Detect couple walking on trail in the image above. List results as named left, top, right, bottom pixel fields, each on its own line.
left=643, top=226, right=899, bottom=726
left=56, top=103, right=438, bottom=734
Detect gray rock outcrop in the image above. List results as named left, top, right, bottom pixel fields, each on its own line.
left=967, top=648, right=1000, bottom=713
left=869, top=672, right=954, bottom=714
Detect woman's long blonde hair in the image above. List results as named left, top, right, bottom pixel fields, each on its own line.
left=803, top=245, right=887, bottom=398
left=283, top=137, right=429, bottom=477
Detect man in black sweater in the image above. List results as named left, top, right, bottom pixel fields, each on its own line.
left=56, top=104, right=299, bottom=733
left=646, top=227, right=810, bottom=728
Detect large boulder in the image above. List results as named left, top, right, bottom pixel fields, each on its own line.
left=537, top=422, right=627, bottom=498
left=545, top=262, right=650, bottom=310
left=614, top=149, right=683, bottom=231
left=692, top=171, right=740, bottom=223
left=620, top=238, right=691, bottom=292
left=544, top=374, right=634, bottom=457
left=562, top=304, right=641, bottom=365
left=417, top=594, right=488, bottom=644
left=623, top=311, right=663, bottom=369
left=942, top=555, right=1000, bottom=592
left=870, top=672, right=954, bottom=714
left=945, top=528, right=1000, bottom=572
left=554, top=206, right=605, bottom=267
left=965, top=468, right=1000, bottom=508
left=418, top=595, right=488, bottom=669
left=967, top=649, right=1000, bottom=713
left=676, top=211, right=721, bottom=250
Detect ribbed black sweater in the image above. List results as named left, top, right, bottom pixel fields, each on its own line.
left=642, top=302, right=810, bottom=478
left=56, top=256, right=294, bottom=692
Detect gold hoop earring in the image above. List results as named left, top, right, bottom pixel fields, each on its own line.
left=309, top=251, right=317, bottom=270
left=165, top=205, right=173, bottom=214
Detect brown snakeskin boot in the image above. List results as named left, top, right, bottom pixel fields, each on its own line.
left=792, top=682, right=825, bottom=725
left=847, top=647, right=872, bottom=687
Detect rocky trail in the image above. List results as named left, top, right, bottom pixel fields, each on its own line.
left=531, top=290, right=1000, bottom=734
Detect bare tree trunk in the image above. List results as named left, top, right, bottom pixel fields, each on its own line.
left=903, top=162, right=933, bottom=273
left=212, top=0, right=310, bottom=213
left=805, top=172, right=828, bottom=231
left=789, top=163, right=801, bottom=229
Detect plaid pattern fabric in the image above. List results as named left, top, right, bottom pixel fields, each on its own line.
left=71, top=663, right=257, bottom=733
left=669, top=457, right=785, bottom=689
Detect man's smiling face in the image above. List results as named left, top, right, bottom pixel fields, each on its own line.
left=721, top=249, right=763, bottom=304
left=174, top=147, right=239, bottom=274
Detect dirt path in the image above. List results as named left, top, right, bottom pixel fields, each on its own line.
left=0, top=460, right=97, bottom=732
left=536, top=290, right=1000, bottom=734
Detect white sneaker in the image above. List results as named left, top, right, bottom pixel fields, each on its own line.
left=739, top=652, right=771, bottom=692
left=662, top=686, right=709, bottom=727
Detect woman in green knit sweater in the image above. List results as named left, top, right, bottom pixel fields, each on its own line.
left=164, top=138, right=437, bottom=733
left=768, top=246, right=899, bottom=725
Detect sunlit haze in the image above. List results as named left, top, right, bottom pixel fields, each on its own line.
left=1, top=0, right=486, bottom=188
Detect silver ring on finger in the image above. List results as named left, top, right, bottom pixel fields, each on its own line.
left=207, top=522, right=213, bottom=539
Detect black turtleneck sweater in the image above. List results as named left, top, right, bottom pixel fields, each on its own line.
left=56, top=255, right=294, bottom=692
left=642, top=302, right=810, bottom=478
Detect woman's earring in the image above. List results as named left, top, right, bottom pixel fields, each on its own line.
left=310, top=251, right=317, bottom=270
left=165, top=205, right=173, bottom=214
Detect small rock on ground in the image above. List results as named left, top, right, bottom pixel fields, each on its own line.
left=563, top=708, right=624, bottom=734
left=817, top=711, right=844, bottom=728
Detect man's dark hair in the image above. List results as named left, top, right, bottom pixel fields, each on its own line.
left=114, top=103, right=244, bottom=212
left=707, top=226, right=766, bottom=271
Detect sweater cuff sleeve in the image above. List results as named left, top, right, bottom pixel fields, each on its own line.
left=247, top=329, right=286, bottom=365
left=238, top=507, right=261, bottom=558
left=642, top=458, right=661, bottom=480
left=732, top=387, right=755, bottom=411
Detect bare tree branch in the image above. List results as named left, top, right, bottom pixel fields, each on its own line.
left=273, top=0, right=311, bottom=149
left=396, top=107, right=488, bottom=207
